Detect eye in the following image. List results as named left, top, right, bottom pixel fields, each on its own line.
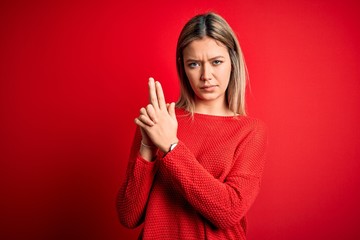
left=213, top=60, right=223, bottom=65
left=188, top=62, right=200, bottom=68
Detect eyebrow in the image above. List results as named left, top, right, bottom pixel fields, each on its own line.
left=184, top=56, right=226, bottom=63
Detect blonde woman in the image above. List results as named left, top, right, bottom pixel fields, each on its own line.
left=117, top=12, right=267, bottom=239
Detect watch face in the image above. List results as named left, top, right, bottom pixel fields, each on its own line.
left=170, top=143, right=178, bottom=151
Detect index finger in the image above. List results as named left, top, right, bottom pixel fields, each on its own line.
left=148, top=77, right=159, bottom=109
left=155, top=81, right=167, bottom=110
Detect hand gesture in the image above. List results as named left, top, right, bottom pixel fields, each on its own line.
left=135, top=78, right=178, bottom=153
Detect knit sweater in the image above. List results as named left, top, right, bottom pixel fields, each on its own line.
left=117, top=108, right=267, bottom=239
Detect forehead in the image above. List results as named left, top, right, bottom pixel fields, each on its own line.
left=183, top=37, right=229, bottom=58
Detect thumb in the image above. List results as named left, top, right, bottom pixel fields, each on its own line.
left=168, top=102, right=176, bottom=118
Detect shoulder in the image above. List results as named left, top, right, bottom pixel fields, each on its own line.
left=240, top=116, right=267, bottom=133
left=228, top=116, right=267, bottom=149
left=238, top=116, right=267, bottom=138
left=239, top=117, right=268, bottom=152
left=222, top=114, right=267, bottom=136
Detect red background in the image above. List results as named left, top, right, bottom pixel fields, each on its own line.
left=1, top=0, right=360, bottom=239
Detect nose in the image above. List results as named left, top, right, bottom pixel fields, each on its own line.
left=200, top=63, right=212, bottom=81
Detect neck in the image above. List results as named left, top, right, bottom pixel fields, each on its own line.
left=194, top=99, right=233, bottom=116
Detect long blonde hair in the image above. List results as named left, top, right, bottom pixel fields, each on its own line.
left=175, top=12, right=248, bottom=116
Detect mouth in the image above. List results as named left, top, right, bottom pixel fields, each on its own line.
left=200, top=85, right=218, bottom=90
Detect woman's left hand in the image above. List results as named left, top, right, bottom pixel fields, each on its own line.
left=135, top=77, right=178, bottom=153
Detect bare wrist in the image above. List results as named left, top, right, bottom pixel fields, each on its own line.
left=139, top=142, right=158, bottom=162
left=141, top=141, right=156, bottom=149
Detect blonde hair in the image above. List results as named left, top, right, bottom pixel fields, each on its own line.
left=175, top=12, right=248, bottom=116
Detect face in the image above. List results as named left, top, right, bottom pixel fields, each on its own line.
left=183, top=36, right=232, bottom=108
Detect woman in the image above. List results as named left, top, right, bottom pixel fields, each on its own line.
left=117, top=12, right=267, bottom=239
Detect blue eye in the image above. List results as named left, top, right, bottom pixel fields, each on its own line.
left=188, top=62, right=200, bottom=68
left=213, top=60, right=222, bottom=65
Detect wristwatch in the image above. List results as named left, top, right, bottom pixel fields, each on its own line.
left=169, top=142, right=178, bottom=152
left=163, top=142, right=178, bottom=157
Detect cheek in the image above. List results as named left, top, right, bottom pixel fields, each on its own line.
left=184, top=68, right=191, bottom=79
left=217, top=65, right=231, bottom=85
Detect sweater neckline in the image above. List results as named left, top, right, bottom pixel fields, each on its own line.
left=176, top=108, right=244, bottom=120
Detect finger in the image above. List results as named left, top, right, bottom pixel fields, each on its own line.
left=146, top=104, right=157, bottom=123
left=155, top=81, right=167, bottom=110
left=168, top=102, right=176, bottom=119
left=140, top=107, right=148, bottom=116
left=134, top=117, right=147, bottom=129
left=148, top=77, right=159, bottom=109
left=134, top=117, right=153, bottom=130
left=138, top=114, right=155, bottom=126
left=140, top=107, right=155, bottom=125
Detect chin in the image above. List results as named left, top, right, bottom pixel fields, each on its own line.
left=197, top=95, right=222, bottom=102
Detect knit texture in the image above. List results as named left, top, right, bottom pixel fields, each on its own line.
left=117, top=108, right=267, bottom=239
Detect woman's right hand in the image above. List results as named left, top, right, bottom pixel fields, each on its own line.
left=137, top=105, right=156, bottom=146
left=139, top=126, right=153, bottom=147
left=136, top=95, right=158, bottom=162
left=137, top=126, right=158, bottom=162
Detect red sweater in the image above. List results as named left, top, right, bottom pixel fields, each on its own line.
left=117, top=108, right=267, bottom=239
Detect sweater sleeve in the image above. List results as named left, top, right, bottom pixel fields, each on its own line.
left=116, top=127, right=158, bottom=229
left=160, top=120, right=268, bottom=229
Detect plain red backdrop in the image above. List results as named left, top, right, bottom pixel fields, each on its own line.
left=1, top=0, right=360, bottom=239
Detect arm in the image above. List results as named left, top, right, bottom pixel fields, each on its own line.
left=160, top=121, right=268, bottom=229
left=116, top=127, right=158, bottom=228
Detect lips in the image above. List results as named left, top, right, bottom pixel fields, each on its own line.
left=200, top=85, right=218, bottom=91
